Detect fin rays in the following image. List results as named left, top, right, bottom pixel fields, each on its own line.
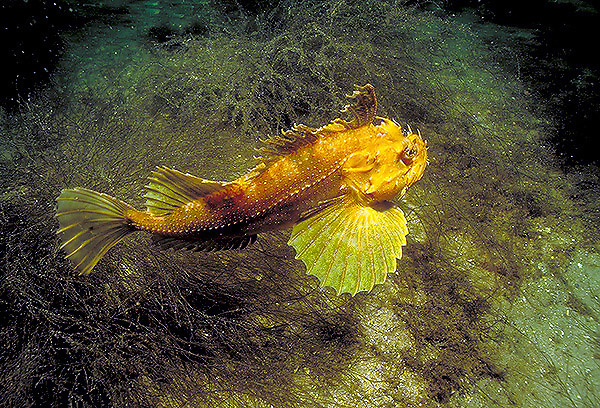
left=56, top=188, right=137, bottom=275
left=144, top=166, right=227, bottom=216
left=153, top=234, right=257, bottom=252
left=289, top=196, right=409, bottom=295
left=257, top=84, right=378, bottom=164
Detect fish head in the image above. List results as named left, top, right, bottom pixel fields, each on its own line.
left=343, top=118, right=428, bottom=202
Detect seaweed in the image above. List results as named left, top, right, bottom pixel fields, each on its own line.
left=1, top=0, right=599, bottom=407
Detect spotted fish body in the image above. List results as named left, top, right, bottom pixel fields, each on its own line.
left=56, top=85, right=428, bottom=295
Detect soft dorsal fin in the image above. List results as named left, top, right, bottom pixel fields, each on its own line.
left=257, top=84, right=378, bottom=163
left=144, top=166, right=227, bottom=216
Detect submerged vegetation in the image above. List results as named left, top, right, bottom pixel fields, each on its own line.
left=1, top=0, right=599, bottom=407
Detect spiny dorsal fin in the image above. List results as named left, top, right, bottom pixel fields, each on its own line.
left=257, top=124, right=319, bottom=163
left=339, top=83, right=377, bottom=129
left=144, top=166, right=227, bottom=216
left=257, top=84, right=378, bottom=163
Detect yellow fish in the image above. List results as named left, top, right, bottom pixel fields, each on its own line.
left=56, top=84, right=427, bottom=295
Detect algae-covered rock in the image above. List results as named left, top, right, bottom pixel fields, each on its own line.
left=1, top=1, right=598, bottom=407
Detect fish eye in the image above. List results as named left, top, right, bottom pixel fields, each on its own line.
left=400, top=147, right=417, bottom=164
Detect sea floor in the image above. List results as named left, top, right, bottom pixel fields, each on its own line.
left=1, top=1, right=598, bottom=407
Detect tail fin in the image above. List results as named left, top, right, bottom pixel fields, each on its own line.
left=55, top=188, right=137, bottom=274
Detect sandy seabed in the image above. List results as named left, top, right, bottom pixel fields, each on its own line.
left=1, top=1, right=598, bottom=407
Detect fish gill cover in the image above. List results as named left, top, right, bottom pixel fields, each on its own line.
left=1, top=0, right=599, bottom=407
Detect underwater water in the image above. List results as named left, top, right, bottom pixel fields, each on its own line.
left=1, top=0, right=599, bottom=406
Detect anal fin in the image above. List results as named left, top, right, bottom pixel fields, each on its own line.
left=153, top=234, right=257, bottom=252
left=288, top=196, right=408, bottom=296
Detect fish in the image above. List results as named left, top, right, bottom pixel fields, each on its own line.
left=55, top=84, right=428, bottom=295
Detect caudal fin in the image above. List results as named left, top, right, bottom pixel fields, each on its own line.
left=56, top=188, right=136, bottom=274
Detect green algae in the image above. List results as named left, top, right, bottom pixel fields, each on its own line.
left=1, top=1, right=599, bottom=407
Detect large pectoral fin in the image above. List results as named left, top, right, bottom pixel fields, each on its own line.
left=288, top=197, right=408, bottom=296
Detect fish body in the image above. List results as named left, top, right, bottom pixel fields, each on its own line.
left=56, top=84, right=427, bottom=295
